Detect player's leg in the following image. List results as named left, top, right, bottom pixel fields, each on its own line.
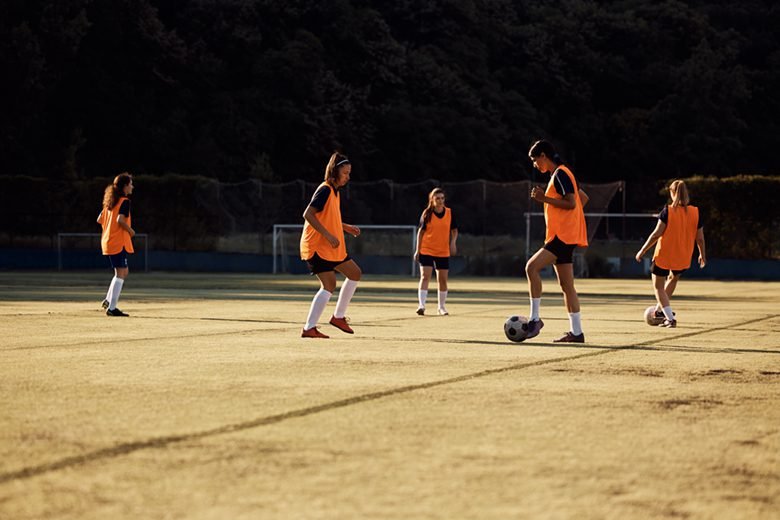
left=653, top=272, right=676, bottom=327
left=106, top=251, right=129, bottom=316
left=436, top=268, right=449, bottom=315
left=302, top=260, right=336, bottom=337
left=553, top=263, right=584, bottom=342
left=524, top=247, right=556, bottom=337
left=664, top=272, right=681, bottom=300
left=417, top=257, right=434, bottom=315
left=329, top=259, right=361, bottom=333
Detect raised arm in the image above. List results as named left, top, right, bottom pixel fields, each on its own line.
left=531, top=186, right=577, bottom=210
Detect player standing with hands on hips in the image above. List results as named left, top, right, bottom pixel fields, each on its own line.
left=525, top=140, right=589, bottom=343
left=414, top=187, right=458, bottom=316
left=635, top=180, right=706, bottom=328
left=97, top=172, right=135, bottom=317
left=299, top=152, right=362, bottom=338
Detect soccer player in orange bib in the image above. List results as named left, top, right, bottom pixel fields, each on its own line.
left=97, top=172, right=136, bottom=317
left=635, top=180, right=706, bottom=328
left=525, top=140, right=589, bottom=343
left=299, top=152, right=362, bottom=338
left=413, top=187, right=459, bottom=315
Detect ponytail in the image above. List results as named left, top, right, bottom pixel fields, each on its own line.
left=669, top=180, right=690, bottom=208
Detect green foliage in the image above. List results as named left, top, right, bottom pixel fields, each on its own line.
left=678, top=175, right=780, bottom=259
left=0, top=1, right=778, bottom=184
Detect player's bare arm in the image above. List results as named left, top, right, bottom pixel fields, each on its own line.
left=303, top=205, right=339, bottom=247
left=696, top=227, right=706, bottom=267
left=635, top=221, right=667, bottom=261
left=117, top=214, right=135, bottom=238
left=343, top=223, right=361, bottom=237
left=579, top=189, right=589, bottom=207
left=449, top=228, right=458, bottom=256
left=532, top=187, right=577, bottom=210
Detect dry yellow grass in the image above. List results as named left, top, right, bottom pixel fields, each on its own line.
left=1, top=272, right=778, bottom=519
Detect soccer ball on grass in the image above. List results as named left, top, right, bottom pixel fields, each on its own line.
left=504, top=315, right=530, bottom=342
left=644, top=305, right=664, bottom=326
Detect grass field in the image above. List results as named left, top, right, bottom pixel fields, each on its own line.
left=1, top=271, right=779, bottom=519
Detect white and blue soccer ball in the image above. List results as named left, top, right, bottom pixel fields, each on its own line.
left=504, top=315, right=530, bottom=342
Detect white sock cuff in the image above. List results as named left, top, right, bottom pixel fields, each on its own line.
left=530, top=298, right=541, bottom=320
left=334, top=280, right=358, bottom=319
left=569, top=311, right=582, bottom=336
left=304, top=289, right=332, bottom=330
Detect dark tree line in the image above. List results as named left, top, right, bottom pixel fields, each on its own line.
left=2, top=0, right=779, bottom=187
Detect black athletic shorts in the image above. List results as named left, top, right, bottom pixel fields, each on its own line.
left=305, top=253, right=351, bottom=274
left=543, top=236, right=577, bottom=265
left=418, top=254, right=450, bottom=270
left=108, top=248, right=129, bottom=269
left=651, top=262, right=686, bottom=277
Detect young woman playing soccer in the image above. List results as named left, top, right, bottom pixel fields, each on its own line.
left=299, top=152, right=362, bottom=338
left=525, top=140, right=589, bottom=343
left=97, top=172, right=135, bottom=317
left=635, top=180, right=706, bottom=328
left=413, top=187, right=459, bottom=315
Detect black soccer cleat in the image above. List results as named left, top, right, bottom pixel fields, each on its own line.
left=106, top=308, right=129, bottom=317
left=101, top=299, right=109, bottom=310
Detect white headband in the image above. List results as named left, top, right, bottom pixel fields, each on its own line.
left=335, top=159, right=350, bottom=166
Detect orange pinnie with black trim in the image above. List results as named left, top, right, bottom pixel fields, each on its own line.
left=300, top=182, right=347, bottom=262
left=544, top=166, right=588, bottom=247
left=99, top=197, right=134, bottom=255
left=419, top=207, right=453, bottom=257
left=653, top=205, right=699, bottom=270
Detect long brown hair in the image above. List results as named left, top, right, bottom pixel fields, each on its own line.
left=102, top=172, right=133, bottom=211
left=668, top=179, right=690, bottom=208
left=422, top=187, right=446, bottom=225
left=324, top=152, right=350, bottom=187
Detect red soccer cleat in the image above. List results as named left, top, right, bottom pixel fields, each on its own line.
left=329, top=315, right=354, bottom=334
left=301, top=327, right=329, bottom=339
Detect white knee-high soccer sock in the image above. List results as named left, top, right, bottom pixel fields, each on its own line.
left=108, top=277, right=124, bottom=310
left=418, top=289, right=428, bottom=309
left=304, top=289, right=332, bottom=330
left=662, top=306, right=674, bottom=321
left=334, top=279, right=359, bottom=318
left=105, top=278, right=115, bottom=304
left=438, top=290, right=448, bottom=310
left=569, top=312, right=583, bottom=336
left=530, top=298, right=541, bottom=320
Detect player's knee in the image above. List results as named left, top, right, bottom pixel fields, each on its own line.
left=350, top=268, right=362, bottom=282
left=525, top=260, right=538, bottom=276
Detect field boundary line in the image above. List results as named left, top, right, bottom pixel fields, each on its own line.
left=0, top=313, right=776, bottom=484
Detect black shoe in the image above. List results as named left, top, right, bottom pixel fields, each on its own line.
left=416, top=307, right=425, bottom=316
left=101, top=299, right=109, bottom=310
left=106, top=308, right=129, bottom=317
